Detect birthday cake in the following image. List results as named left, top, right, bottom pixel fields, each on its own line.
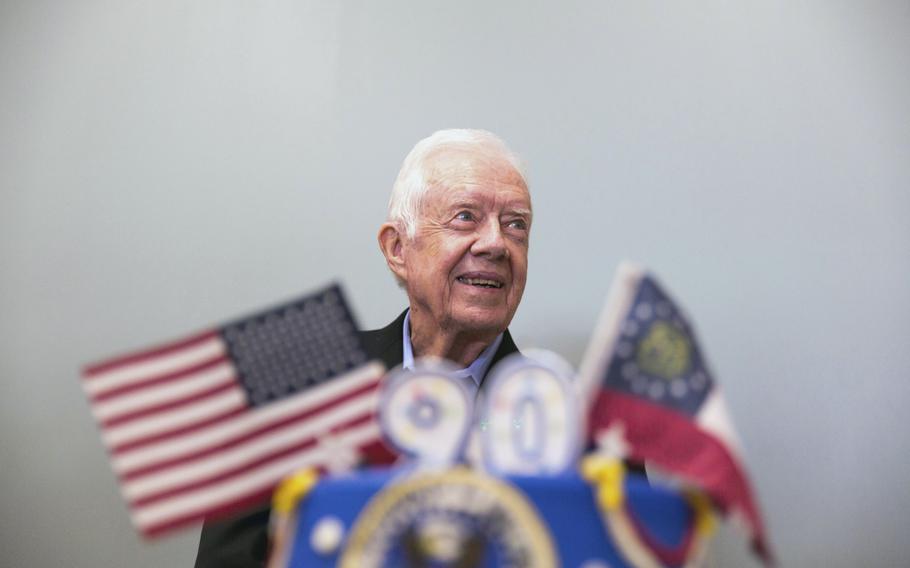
left=272, top=459, right=713, bottom=568
left=267, top=355, right=716, bottom=568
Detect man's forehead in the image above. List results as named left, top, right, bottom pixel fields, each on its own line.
left=424, top=147, right=526, bottom=187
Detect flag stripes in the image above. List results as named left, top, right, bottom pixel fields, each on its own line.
left=590, top=389, right=769, bottom=560
left=120, top=388, right=380, bottom=501
left=111, top=406, right=249, bottom=455
left=90, top=356, right=231, bottom=404
left=81, top=286, right=390, bottom=537
left=127, top=413, right=378, bottom=508
left=84, top=333, right=225, bottom=395
left=135, top=421, right=381, bottom=537
left=103, top=386, right=249, bottom=448
left=112, top=366, right=382, bottom=475
left=100, top=373, right=237, bottom=426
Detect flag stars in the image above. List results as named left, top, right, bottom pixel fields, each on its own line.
left=621, top=362, right=639, bottom=381
left=622, top=320, right=640, bottom=337
left=631, top=376, right=649, bottom=394
left=648, top=381, right=666, bottom=400
left=225, top=287, right=366, bottom=407
left=635, top=302, right=653, bottom=321
left=670, top=378, right=688, bottom=398
left=615, top=341, right=634, bottom=358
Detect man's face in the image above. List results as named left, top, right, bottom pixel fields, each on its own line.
left=400, top=148, right=531, bottom=338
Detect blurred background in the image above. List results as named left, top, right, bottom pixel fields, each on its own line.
left=2, top=1, right=908, bottom=566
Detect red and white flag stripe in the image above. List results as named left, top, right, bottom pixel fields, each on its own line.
left=82, top=331, right=387, bottom=537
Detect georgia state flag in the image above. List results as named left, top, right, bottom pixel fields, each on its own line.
left=580, top=263, right=774, bottom=565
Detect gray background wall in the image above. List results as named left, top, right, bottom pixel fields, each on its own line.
left=2, top=1, right=908, bottom=566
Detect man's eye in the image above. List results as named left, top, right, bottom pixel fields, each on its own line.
left=455, top=211, right=474, bottom=222
left=506, top=219, right=527, bottom=230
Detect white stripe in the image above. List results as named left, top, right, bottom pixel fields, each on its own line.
left=123, top=392, right=378, bottom=499
left=132, top=421, right=380, bottom=529
left=102, top=388, right=247, bottom=447
left=93, top=363, right=235, bottom=421
left=696, top=389, right=743, bottom=460
left=85, top=337, right=227, bottom=396
left=112, top=362, right=384, bottom=472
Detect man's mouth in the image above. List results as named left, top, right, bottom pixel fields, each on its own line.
left=456, top=276, right=504, bottom=289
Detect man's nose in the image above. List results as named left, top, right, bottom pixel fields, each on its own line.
left=471, top=219, right=508, bottom=259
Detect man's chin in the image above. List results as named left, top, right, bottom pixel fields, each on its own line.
left=449, top=308, right=512, bottom=337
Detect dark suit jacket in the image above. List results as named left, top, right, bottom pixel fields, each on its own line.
left=194, top=310, right=520, bottom=568
left=359, top=310, right=520, bottom=384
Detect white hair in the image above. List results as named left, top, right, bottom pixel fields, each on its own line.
left=387, top=129, right=528, bottom=238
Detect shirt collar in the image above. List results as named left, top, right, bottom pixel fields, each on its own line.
left=402, top=309, right=504, bottom=389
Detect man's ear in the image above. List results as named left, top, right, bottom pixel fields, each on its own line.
left=378, top=222, right=408, bottom=283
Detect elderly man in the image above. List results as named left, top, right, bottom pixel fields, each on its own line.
left=363, top=128, right=531, bottom=394
left=195, top=129, right=531, bottom=567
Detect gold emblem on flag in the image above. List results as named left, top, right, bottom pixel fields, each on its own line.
left=636, top=321, right=691, bottom=380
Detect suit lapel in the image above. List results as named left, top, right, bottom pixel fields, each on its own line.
left=358, top=310, right=407, bottom=371
left=482, top=328, right=519, bottom=387
left=359, top=310, right=520, bottom=386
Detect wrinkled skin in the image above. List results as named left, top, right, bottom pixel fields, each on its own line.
left=379, top=148, right=532, bottom=366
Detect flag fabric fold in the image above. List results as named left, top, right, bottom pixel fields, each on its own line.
left=81, top=283, right=390, bottom=538
left=579, top=263, right=774, bottom=565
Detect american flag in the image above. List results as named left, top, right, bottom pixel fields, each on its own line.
left=80, top=284, right=390, bottom=538
left=579, top=264, right=774, bottom=565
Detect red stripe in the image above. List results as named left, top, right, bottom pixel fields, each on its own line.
left=83, top=330, right=219, bottom=379
left=129, top=412, right=377, bottom=508
left=140, top=486, right=274, bottom=539
left=101, top=381, right=240, bottom=428
left=589, top=389, right=772, bottom=563
left=91, top=355, right=230, bottom=402
left=111, top=407, right=248, bottom=455
left=136, top=436, right=381, bottom=539
left=121, top=379, right=382, bottom=480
